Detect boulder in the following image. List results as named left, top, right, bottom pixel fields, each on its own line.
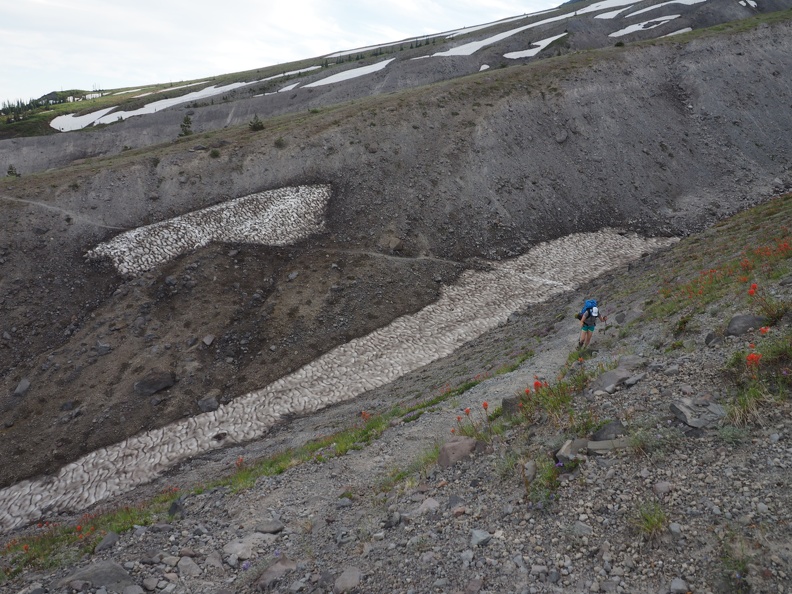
left=670, top=398, right=726, bottom=428
left=589, top=368, right=632, bottom=393
left=333, top=567, right=363, bottom=593
left=57, top=561, right=133, bottom=590
left=437, top=436, right=477, bottom=468
left=556, top=438, right=589, bottom=463
left=725, top=315, right=768, bottom=337
left=254, top=555, right=298, bottom=590
left=592, top=420, right=626, bottom=441
left=133, top=370, right=176, bottom=397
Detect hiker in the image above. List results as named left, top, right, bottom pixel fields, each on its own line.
left=577, top=299, right=607, bottom=349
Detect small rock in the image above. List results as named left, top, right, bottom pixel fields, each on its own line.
left=333, top=567, right=362, bottom=593
left=438, top=436, right=477, bottom=468
left=197, top=396, right=219, bottom=412
left=471, top=529, right=491, bottom=546
left=573, top=521, right=593, bottom=536
left=95, top=531, right=119, bottom=552
left=13, top=378, right=30, bottom=397
left=177, top=556, right=202, bottom=577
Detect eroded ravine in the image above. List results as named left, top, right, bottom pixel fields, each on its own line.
left=0, top=225, right=675, bottom=533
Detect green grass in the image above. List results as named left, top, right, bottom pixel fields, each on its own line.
left=378, top=443, right=441, bottom=493
left=717, top=425, right=749, bottom=446
left=1, top=502, right=160, bottom=581
left=720, top=532, right=752, bottom=594
left=632, top=501, right=668, bottom=541
left=524, top=455, right=560, bottom=504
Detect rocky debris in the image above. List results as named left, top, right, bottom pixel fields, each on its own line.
left=132, top=371, right=176, bottom=397
left=670, top=397, right=727, bottom=429
left=4, top=301, right=792, bottom=594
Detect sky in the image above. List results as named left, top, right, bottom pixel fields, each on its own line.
left=0, top=0, right=559, bottom=105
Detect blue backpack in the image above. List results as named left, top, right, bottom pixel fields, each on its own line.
left=578, top=299, right=598, bottom=320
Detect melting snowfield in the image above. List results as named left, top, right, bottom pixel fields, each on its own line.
left=0, top=185, right=677, bottom=532
left=85, top=186, right=331, bottom=276
left=610, top=14, right=681, bottom=37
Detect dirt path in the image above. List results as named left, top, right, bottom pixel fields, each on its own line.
left=0, top=194, right=128, bottom=230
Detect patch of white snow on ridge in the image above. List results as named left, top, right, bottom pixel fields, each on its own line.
left=304, top=59, right=394, bottom=87
left=609, top=14, right=680, bottom=37
left=628, top=0, right=707, bottom=17
left=663, top=27, right=693, bottom=36
left=746, top=0, right=757, bottom=7
left=324, top=8, right=560, bottom=58
left=432, top=14, right=570, bottom=56
left=52, top=81, right=255, bottom=131
left=504, top=33, right=568, bottom=59
left=279, top=82, right=301, bottom=92
left=480, top=64, right=490, bottom=71
left=51, top=107, right=119, bottom=131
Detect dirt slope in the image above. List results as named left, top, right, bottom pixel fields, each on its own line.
left=1, top=19, right=792, bottom=488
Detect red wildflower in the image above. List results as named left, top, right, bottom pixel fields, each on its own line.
left=750, top=283, right=758, bottom=290
left=451, top=428, right=456, bottom=434
left=533, top=380, right=543, bottom=391
left=23, top=544, right=29, bottom=552
left=464, top=408, right=471, bottom=416
left=75, top=525, right=82, bottom=532
left=746, top=353, right=763, bottom=367
left=748, top=288, right=756, bottom=296
left=457, top=416, right=462, bottom=422
left=524, top=388, right=531, bottom=396
left=482, top=401, right=488, bottom=410
left=760, top=327, right=770, bottom=335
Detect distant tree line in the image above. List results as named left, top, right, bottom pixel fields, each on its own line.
left=1, top=90, right=102, bottom=124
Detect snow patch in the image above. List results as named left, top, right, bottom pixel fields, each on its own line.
left=304, top=59, right=394, bottom=87
left=609, top=14, right=681, bottom=37
left=504, top=33, right=568, bottom=59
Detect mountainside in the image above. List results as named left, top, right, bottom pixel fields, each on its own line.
left=2, top=11, right=791, bottom=491
left=1, top=191, right=791, bottom=594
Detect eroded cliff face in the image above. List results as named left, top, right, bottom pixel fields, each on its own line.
left=0, top=21, right=791, bottom=486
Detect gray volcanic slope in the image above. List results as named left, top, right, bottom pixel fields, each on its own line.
left=0, top=17, right=791, bottom=492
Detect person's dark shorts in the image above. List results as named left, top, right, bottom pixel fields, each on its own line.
left=582, top=324, right=596, bottom=332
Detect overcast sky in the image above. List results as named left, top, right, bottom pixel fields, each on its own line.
left=0, top=0, right=560, bottom=104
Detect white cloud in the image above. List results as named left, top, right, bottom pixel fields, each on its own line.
left=0, top=0, right=557, bottom=103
